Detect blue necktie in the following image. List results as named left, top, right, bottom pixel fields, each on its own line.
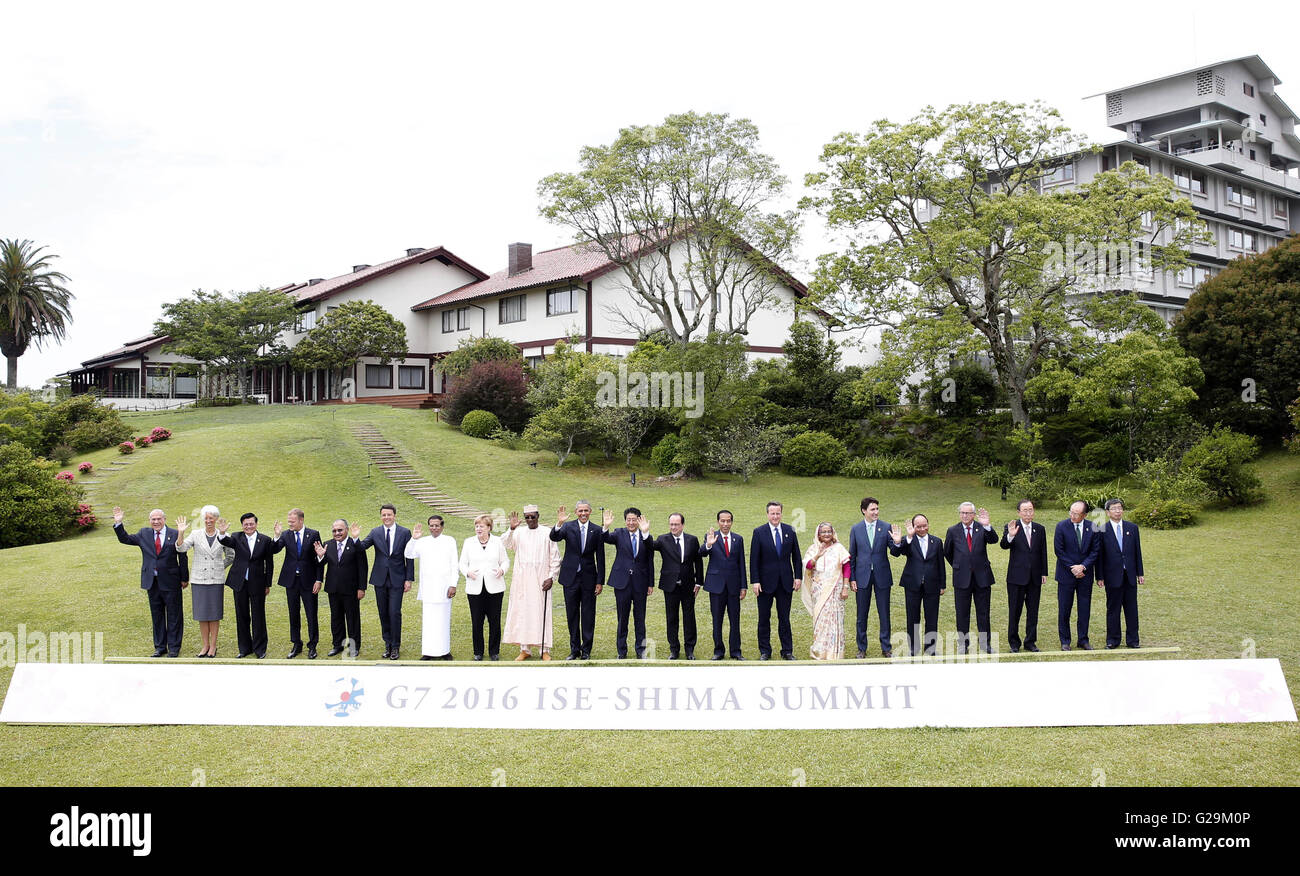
left=631, top=533, right=638, bottom=559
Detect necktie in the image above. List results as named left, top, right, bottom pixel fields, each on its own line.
left=580, top=523, right=586, bottom=552
left=773, top=526, right=781, bottom=549
left=387, top=527, right=393, bottom=554
left=1076, top=523, right=1082, bottom=547
left=677, top=537, right=683, bottom=562
left=296, top=530, right=302, bottom=558
left=154, top=531, right=162, bottom=555
left=338, top=541, right=344, bottom=561
left=965, top=526, right=972, bottom=552
left=1025, top=526, right=1031, bottom=547
left=631, top=533, right=638, bottom=559
left=1115, top=523, right=1123, bottom=550
left=724, top=536, right=730, bottom=557
left=866, top=524, right=875, bottom=548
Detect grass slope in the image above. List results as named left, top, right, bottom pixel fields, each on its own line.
left=1, top=404, right=1297, bottom=785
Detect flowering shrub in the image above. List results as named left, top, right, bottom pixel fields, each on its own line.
left=149, top=427, right=172, bottom=441
left=73, top=503, right=97, bottom=528
left=55, top=470, right=75, bottom=481
left=118, top=441, right=135, bottom=454
left=137, top=436, right=153, bottom=447
left=78, top=462, right=94, bottom=473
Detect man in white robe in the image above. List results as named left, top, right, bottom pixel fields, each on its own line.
left=405, top=515, right=459, bottom=660
left=503, top=505, right=561, bottom=660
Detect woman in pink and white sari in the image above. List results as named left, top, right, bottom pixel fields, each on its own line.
left=801, top=522, right=851, bottom=660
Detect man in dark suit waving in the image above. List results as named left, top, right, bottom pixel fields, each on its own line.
left=750, top=501, right=802, bottom=661
left=270, top=508, right=322, bottom=659
left=943, top=502, right=999, bottom=654
left=1054, top=500, right=1101, bottom=650
left=888, top=514, right=945, bottom=656
left=549, top=501, right=606, bottom=660
left=218, top=512, right=276, bottom=658
left=848, top=497, right=893, bottom=658
left=1096, top=498, right=1144, bottom=649
left=1000, top=499, right=1048, bottom=653
left=112, top=506, right=189, bottom=657
left=602, top=506, right=654, bottom=659
left=314, top=518, right=368, bottom=657
left=352, top=503, right=414, bottom=660
left=652, top=512, right=703, bottom=660
left=702, top=510, right=747, bottom=660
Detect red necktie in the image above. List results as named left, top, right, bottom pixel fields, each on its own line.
left=723, top=536, right=730, bottom=557
left=155, top=532, right=162, bottom=555
left=965, top=527, right=972, bottom=552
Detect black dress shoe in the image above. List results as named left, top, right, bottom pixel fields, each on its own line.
left=668, top=651, right=679, bottom=660
left=782, top=653, right=794, bottom=661
left=473, top=655, right=484, bottom=661
left=616, top=654, right=627, bottom=660
left=857, top=650, right=866, bottom=659
left=388, top=651, right=399, bottom=660
left=286, top=645, right=302, bottom=659
left=1080, top=642, right=1093, bottom=651
left=1105, top=644, right=1118, bottom=649
left=327, top=646, right=344, bottom=657
left=565, top=653, right=579, bottom=661
left=732, top=654, right=745, bottom=660
left=881, top=650, right=892, bottom=658
left=760, top=654, right=771, bottom=661
left=443, top=654, right=454, bottom=661
left=1125, top=643, right=1140, bottom=649
left=308, top=648, right=317, bottom=659
left=151, top=649, right=166, bottom=657
left=421, top=655, right=435, bottom=661
left=255, top=652, right=266, bottom=659
left=1025, top=644, right=1040, bottom=653
left=382, top=648, right=392, bottom=659
left=167, top=652, right=179, bottom=658
left=236, top=652, right=251, bottom=659
left=710, top=654, right=724, bottom=661
left=685, top=652, right=695, bottom=660
left=489, top=654, right=499, bottom=661
left=1060, top=643, right=1072, bottom=651
left=1010, top=646, right=1020, bottom=653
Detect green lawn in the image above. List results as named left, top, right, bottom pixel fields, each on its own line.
left=1, top=403, right=1297, bottom=785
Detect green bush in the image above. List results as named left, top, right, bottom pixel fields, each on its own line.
left=1079, top=437, right=1127, bottom=474
left=488, top=427, right=522, bottom=450
left=1181, top=425, right=1263, bottom=505
left=1007, top=461, right=1072, bottom=507
left=0, top=444, right=83, bottom=549
left=651, top=434, right=683, bottom=475
left=1135, top=455, right=1204, bottom=505
left=1129, top=500, right=1198, bottom=529
left=49, top=443, right=75, bottom=465
left=1058, top=484, right=1121, bottom=516
left=196, top=396, right=245, bottom=407
left=842, top=454, right=926, bottom=479
left=781, top=430, right=848, bottom=476
left=460, top=409, right=502, bottom=439
left=980, top=465, right=1012, bottom=488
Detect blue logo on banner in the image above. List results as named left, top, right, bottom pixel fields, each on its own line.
left=326, top=677, right=364, bottom=717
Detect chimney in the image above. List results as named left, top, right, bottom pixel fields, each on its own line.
left=508, top=242, right=532, bottom=277
left=307, top=278, right=324, bottom=286
left=352, top=264, right=371, bottom=273
left=406, top=247, right=426, bottom=257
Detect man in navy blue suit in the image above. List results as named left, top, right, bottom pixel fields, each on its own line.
left=888, top=514, right=946, bottom=656
left=1096, top=498, right=1144, bottom=649
left=750, top=501, right=802, bottom=660
left=218, top=512, right=276, bottom=658
left=549, top=501, right=606, bottom=660
left=602, top=506, right=654, bottom=658
left=353, top=503, right=414, bottom=660
left=270, top=508, right=322, bottom=659
left=943, top=502, right=999, bottom=654
left=1054, top=500, right=1100, bottom=650
left=702, top=510, right=748, bottom=660
left=1000, top=499, right=1048, bottom=653
left=112, top=506, right=189, bottom=657
left=848, top=496, right=893, bottom=658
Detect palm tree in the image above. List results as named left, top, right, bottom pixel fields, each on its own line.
left=0, top=239, right=74, bottom=390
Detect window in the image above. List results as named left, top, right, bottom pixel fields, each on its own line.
left=1041, top=163, right=1074, bottom=185
left=457, top=307, right=470, bottom=330
left=1226, top=185, right=1256, bottom=208
left=1260, top=113, right=1267, bottom=126
left=915, top=197, right=930, bottom=212
left=442, top=311, right=454, bottom=333
left=365, top=365, right=393, bottom=389
left=294, top=309, right=317, bottom=334
left=1244, top=83, right=1255, bottom=97
left=398, top=365, right=425, bottom=390
left=546, top=286, right=577, bottom=316
left=1140, top=211, right=1154, bottom=229
left=526, top=355, right=545, bottom=370
left=1228, top=229, right=1256, bottom=251
left=145, top=365, right=172, bottom=398
left=1174, top=168, right=1205, bottom=193
left=499, top=294, right=526, bottom=324
left=1276, top=199, right=1289, bottom=220
left=1177, top=265, right=1213, bottom=287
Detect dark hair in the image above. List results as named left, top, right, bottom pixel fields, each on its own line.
left=910, top=513, right=928, bottom=526
left=623, top=507, right=641, bottom=519
left=717, top=509, right=733, bottom=522
left=1016, top=499, right=1034, bottom=511
left=1104, top=498, right=1124, bottom=511
left=668, top=512, right=684, bottom=525
left=427, top=515, right=444, bottom=525
left=240, top=512, right=257, bottom=523
left=861, top=497, right=879, bottom=512
left=380, top=503, right=397, bottom=515
left=766, top=501, right=782, bottom=511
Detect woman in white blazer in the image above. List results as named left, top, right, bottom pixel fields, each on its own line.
left=175, top=504, right=235, bottom=658
left=458, top=514, right=509, bottom=661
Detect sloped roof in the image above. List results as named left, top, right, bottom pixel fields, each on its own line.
left=78, top=334, right=170, bottom=369
left=287, top=246, right=488, bottom=306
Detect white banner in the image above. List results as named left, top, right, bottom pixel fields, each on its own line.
left=1, top=659, right=1294, bottom=729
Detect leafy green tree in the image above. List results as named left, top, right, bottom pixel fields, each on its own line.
left=0, top=443, right=82, bottom=548
left=0, top=239, right=73, bottom=390
left=155, top=288, right=298, bottom=398
left=441, top=335, right=523, bottom=378
left=1173, top=234, right=1300, bottom=442
left=539, top=111, right=799, bottom=344
left=702, top=419, right=792, bottom=483
left=522, top=340, right=612, bottom=465
left=289, top=300, right=408, bottom=387
left=803, top=101, right=1207, bottom=429
left=1029, top=331, right=1203, bottom=471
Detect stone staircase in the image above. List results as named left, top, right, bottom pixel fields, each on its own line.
left=318, top=393, right=444, bottom=410
left=350, top=424, right=486, bottom=520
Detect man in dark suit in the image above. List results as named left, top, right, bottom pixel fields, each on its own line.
left=218, top=512, right=276, bottom=658
left=270, top=508, right=322, bottom=659
left=314, top=518, right=368, bottom=657
left=702, top=510, right=747, bottom=660
left=353, top=503, right=414, bottom=660
left=652, top=512, right=704, bottom=660
left=1054, top=500, right=1101, bottom=650
left=848, top=496, right=893, bottom=658
left=1096, top=498, right=1144, bottom=649
left=888, top=514, right=946, bottom=656
left=1000, top=499, right=1049, bottom=653
left=601, top=506, right=654, bottom=659
left=549, top=500, right=606, bottom=660
left=943, top=502, right=999, bottom=654
left=112, top=506, right=189, bottom=657
left=750, top=501, right=802, bottom=661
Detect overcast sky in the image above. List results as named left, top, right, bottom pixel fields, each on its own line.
left=4, top=0, right=1298, bottom=385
